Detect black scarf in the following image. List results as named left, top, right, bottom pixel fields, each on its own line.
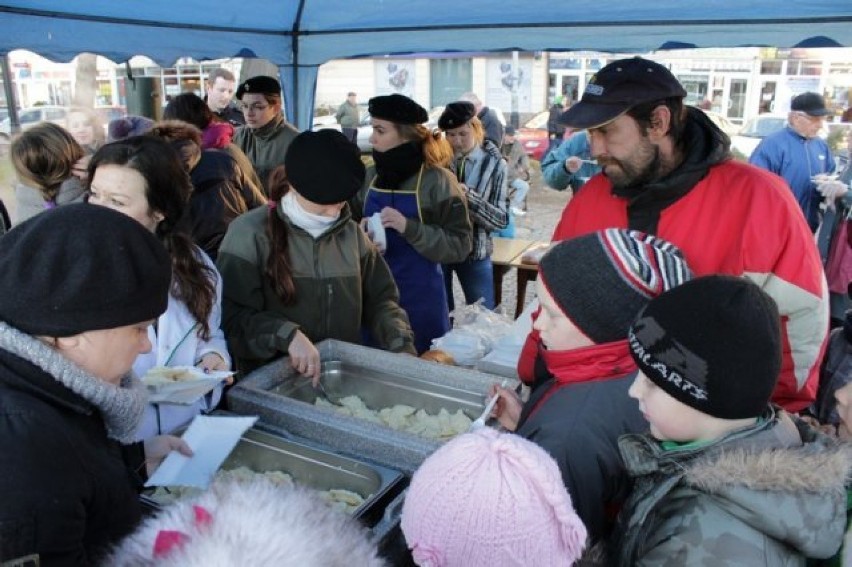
left=372, top=141, right=424, bottom=189
left=613, top=107, right=731, bottom=233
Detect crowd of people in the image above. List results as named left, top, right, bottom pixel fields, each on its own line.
left=0, top=58, right=851, bottom=566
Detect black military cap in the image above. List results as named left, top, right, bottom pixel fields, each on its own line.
left=438, top=101, right=476, bottom=130
left=236, top=75, right=281, bottom=99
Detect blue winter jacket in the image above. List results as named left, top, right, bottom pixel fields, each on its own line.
left=541, top=131, right=602, bottom=193
left=750, top=126, right=836, bottom=231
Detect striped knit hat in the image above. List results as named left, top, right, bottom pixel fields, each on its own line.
left=539, top=229, right=692, bottom=344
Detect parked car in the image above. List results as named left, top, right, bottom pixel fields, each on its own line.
left=730, top=114, right=787, bottom=159
left=698, top=109, right=741, bottom=137
left=516, top=110, right=550, bottom=161
left=312, top=107, right=372, bottom=153
left=0, top=105, right=69, bottom=139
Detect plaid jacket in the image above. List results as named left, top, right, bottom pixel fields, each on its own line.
left=449, top=139, right=509, bottom=260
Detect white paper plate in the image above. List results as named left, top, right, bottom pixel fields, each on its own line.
left=142, top=366, right=233, bottom=405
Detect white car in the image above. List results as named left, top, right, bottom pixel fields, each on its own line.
left=312, top=106, right=372, bottom=153
left=730, top=114, right=787, bottom=159
left=698, top=109, right=741, bottom=137
left=0, top=106, right=68, bottom=139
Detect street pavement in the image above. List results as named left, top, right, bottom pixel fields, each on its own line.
left=450, top=162, right=572, bottom=315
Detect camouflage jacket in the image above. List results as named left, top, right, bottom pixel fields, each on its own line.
left=612, top=408, right=852, bottom=566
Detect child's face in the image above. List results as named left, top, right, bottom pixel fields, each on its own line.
left=629, top=371, right=713, bottom=442
left=834, top=383, right=852, bottom=440
left=533, top=279, right=595, bottom=351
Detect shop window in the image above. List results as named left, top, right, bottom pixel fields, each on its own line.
left=760, top=60, right=783, bottom=74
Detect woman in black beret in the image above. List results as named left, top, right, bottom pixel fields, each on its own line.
left=349, top=94, right=472, bottom=353
left=232, top=75, right=300, bottom=195
left=87, top=136, right=232, bottom=440
left=439, top=101, right=509, bottom=311
left=0, top=204, right=191, bottom=565
left=217, top=129, right=416, bottom=379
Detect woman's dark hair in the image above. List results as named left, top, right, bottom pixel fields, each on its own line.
left=163, top=93, right=215, bottom=130
left=87, top=137, right=217, bottom=339
left=265, top=166, right=297, bottom=305
left=626, top=96, right=688, bottom=147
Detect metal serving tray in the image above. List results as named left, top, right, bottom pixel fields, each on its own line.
left=227, top=340, right=516, bottom=474
left=140, top=419, right=404, bottom=526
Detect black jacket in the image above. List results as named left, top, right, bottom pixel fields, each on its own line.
left=0, top=198, right=9, bottom=235
left=215, top=103, right=245, bottom=127
left=478, top=106, right=504, bottom=149
left=0, top=347, right=146, bottom=566
left=188, top=149, right=264, bottom=260
left=516, top=373, right=646, bottom=544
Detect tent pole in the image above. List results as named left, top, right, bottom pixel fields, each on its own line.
left=1, top=55, right=20, bottom=135
left=291, top=0, right=307, bottom=127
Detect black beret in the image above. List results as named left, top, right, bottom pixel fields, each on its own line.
left=285, top=129, right=366, bottom=205
left=236, top=75, right=281, bottom=100
left=368, top=94, right=428, bottom=125
left=0, top=204, right=172, bottom=337
left=438, top=101, right=476, bottom=130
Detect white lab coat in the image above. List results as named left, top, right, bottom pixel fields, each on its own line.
left=133, top=249, right=231, bottom=440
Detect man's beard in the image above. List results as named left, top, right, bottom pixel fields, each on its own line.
left=600, top=138, right=662, bottom=190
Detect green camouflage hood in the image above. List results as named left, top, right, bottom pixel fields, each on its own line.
left=615, top=409, right=852, bottom=565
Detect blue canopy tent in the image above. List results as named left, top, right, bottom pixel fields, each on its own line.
left=2, top=1, right=852, bottom=129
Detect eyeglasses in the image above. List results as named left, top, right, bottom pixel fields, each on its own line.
left=792, top=111, right=824, bottom=123
left=239, top=103, right=270, bottom=113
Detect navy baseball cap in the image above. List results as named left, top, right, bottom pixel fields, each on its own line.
left=561, top=57, right=687, bottom=129
left=791, top=92, right=829, bottom=117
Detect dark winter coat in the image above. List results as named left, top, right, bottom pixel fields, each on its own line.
left=0, top=323, right=147, bottom=566
left=188, top=149, right=264, bottom=260
left=516, top=373, right=645, bottom=543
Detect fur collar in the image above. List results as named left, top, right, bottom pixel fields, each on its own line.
left=687, top=415, right=852, bottom=495
left=622, top=410, right=852, bottom=496
left=0, top=322, right=146, bottom=443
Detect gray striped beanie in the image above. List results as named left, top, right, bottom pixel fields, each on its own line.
left=539, top=229, right=692, bottom=344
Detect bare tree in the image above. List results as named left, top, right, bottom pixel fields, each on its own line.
left=238, top=58, right=279, bottom=85
left=73, top=53, right=98, bottom=107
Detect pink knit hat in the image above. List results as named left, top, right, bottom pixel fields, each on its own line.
left=401, top=428, right=587, bottom=566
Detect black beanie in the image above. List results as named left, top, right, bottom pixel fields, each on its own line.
left=284, top=129, right=366, bottom=205
left=628, top=275, right=782, bottom=420
left=0, top=204, right=172, bottom=337
left=438, top=102, right=477, bottom=130
left=368, top=94, right=428, bottom=125
left=539, top=229, right=692, bottom=344
left=236, top=75, right=281, bottom=99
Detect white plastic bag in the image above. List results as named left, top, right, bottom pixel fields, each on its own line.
left=430, top=300, right=514, bottom=366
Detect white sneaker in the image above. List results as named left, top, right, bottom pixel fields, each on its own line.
left=511, top=206, right=526, bottom=216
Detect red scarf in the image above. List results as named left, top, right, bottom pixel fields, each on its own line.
left=527, top=339, right=636, bottom=419
left=541, top=339, right=636, bottom=385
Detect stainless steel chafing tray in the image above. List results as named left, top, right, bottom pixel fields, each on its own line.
left=227, top=340, right=517, bottom=474
left=273, top=360, right=485, bottom=418
left=140, top=418, right=405, bottom=526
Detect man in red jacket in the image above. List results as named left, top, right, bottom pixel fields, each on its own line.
left=521, top=57, right=828, bottom=412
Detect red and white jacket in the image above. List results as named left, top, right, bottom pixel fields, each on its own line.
left=520, top=159, right=828, bottom=412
